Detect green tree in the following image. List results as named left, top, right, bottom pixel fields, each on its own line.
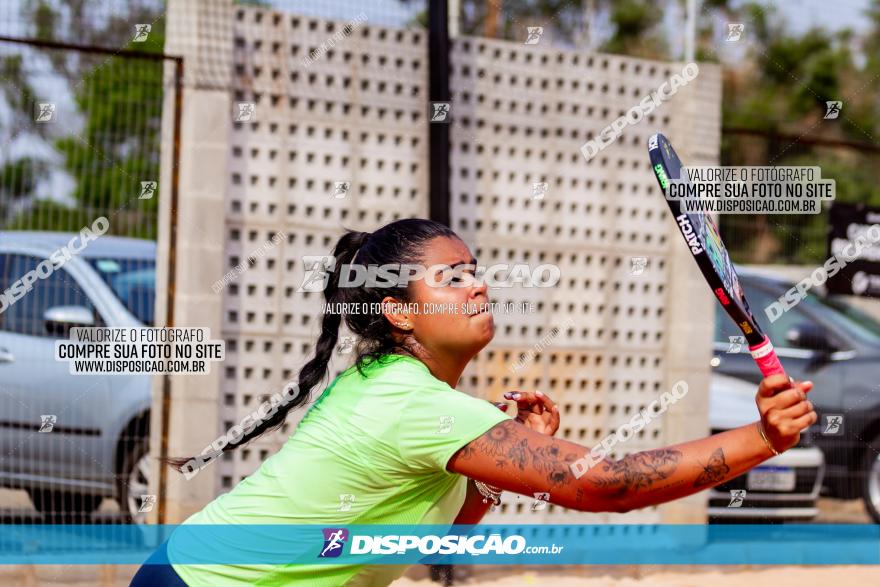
left=600, top=0, right=666, bottom=58
left=53, top=35, right=164, bottom=220
left=0, top=53, right=47, bottom=223
left=405, top=0, right=657, bottom=50
left=719, top=3, right=880, bottom=263
left=3, top=1, right=165, bottom=238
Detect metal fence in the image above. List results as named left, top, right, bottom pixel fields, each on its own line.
left=0, top=12, right=180, bottom=536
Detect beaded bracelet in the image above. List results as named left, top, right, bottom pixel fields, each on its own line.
left=474, top=480, right=502, bottom=506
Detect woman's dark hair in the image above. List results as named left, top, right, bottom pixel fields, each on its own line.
left=166, top=218, right=458, bottom=472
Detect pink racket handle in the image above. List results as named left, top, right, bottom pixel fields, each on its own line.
left=748, top=336, right=786, bottom=378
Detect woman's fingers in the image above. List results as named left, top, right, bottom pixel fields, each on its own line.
left=776, top=400, right=814, bottom=422
left=534, top=390, right=557, bottom=412
left=501, top=391, right=560, bottom=435
left=504, top=391, right=544, bottom=414
left=757, top=377, right=817, bottom=454
left=757, top=374, right=793, bottom=397
left=790, top=410, right=819, bottom=430
left=765, top=387, right=806, bottom=410
left=539, top=392, right=561, bottom=434
left=757, top=376, right=812, bottom=398
left=757, top=381, right=813, bottom=415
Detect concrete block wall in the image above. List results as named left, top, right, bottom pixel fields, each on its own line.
left=446, top=40, right=720, bottom=523
left=157, top=0, right=721, bottom=524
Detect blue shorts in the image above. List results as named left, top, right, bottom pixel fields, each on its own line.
left=129, top=541, right=187, bottom=586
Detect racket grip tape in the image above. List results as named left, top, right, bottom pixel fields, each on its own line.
left=748, top=336, right=786, bottom=378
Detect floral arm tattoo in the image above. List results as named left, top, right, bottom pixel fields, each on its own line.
left=452, top=420, right=738, bottom=511
left=588, top=449, right=683, bottom=497
left=455, top=421, right=684, bottom=497
left=455, top=420, right=580, bottom=489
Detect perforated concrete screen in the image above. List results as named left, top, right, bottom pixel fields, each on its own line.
left=448, top=40, right=720, bottom=523
left=161, top=1, right=719, bottom=523
left=218, top=5, right=429, bottom=491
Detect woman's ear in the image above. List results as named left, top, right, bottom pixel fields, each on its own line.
left=381, top=296, right=416, bottom=330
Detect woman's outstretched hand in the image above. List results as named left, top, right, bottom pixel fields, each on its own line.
left=493, top=391, right=559, bottom=436
left=756, top=375, right=817, bottom=454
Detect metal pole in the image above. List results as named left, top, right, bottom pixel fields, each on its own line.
left=0, top=34, right=171, bottom=60
left=685, top=0, right=697, bottom=62
left=157, top=56, right=183, bottom=525
left=448, top=0, right=460, bottom=38
left=485, top=0, right=500, bottom=38
left=428, top=0, right=451, bottom=226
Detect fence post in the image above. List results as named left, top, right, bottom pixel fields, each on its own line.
left=428, top=0, right=451, bottom=226
left=150, top=0, right=232, bottom=524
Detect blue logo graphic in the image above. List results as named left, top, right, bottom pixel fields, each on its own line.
left=319, top=528, right=349, bottom=558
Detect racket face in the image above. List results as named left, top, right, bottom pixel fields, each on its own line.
left=648, top=133, right=766, bottom=346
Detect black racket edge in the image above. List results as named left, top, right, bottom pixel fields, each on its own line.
left=647, top=133, right=767, bottom=348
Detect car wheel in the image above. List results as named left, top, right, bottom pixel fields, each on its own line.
left=119, top=440, right=151, bottom=524
left=863, top=438, right=880, bottom=524
left=29, top=490, right=102, bottom=523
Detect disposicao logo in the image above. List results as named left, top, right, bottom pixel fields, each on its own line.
left=319, top=528, right=349, bottom=558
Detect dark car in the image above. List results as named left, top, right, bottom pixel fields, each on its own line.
left=712, top=268, right=880, bottom=523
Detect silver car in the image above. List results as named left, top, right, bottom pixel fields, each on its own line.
left=0, top=231, right=154, bottom=522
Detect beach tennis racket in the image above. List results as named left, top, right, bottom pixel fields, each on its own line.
left=647, top=133, right=786, bottom=379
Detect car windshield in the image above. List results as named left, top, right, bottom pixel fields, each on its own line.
left=87, top=257, right=155, bottom=326
left=813, top=294, right=880, bottom=341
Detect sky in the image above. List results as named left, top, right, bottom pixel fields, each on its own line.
left=1, top=0, right=874, bottom=207
left=243, top=0, right=424, bottom=27
left=254, top=0, right=875, bottom=66
left=255, top=0, right=873, bottom=37
left=775, top=0, right=872, bottom=35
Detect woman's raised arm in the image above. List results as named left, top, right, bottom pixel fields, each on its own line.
left=447, top=375, right=816, bottom=513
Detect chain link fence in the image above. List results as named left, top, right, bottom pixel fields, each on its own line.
left=0, top=0, right=178, bottom=537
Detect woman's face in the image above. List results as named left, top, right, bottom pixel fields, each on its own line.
left=386, top=236, right=494, bottom=360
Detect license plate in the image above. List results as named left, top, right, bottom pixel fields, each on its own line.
left=747, top=466, right=796, bottom=491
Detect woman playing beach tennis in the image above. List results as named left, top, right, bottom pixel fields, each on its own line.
left=130, top=218, right=816, bottom=586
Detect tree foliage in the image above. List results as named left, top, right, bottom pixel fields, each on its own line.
left=600, top=0, right=666, bottom=58
left=713, top=1, right=880, bottom=262
left=2, top=1, right=165, bottom=237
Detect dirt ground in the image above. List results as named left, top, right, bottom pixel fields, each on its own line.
left=389, top=498, right=877, bottom=587
left=392, top=566, right=880, bottom=587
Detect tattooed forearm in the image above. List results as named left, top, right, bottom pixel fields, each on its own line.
left=588, top=449, right=683, bottom=498
left=457, top=421, right=580, bottom=487
left=451, top=419, right=756, bottom=514
left=693, top=447, right=731, bottom=488
left=508, top=438, right=529, bottom=470
left=530, top=443, right=581, bottom=487
left=460, top=420, right=517, bottom=460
